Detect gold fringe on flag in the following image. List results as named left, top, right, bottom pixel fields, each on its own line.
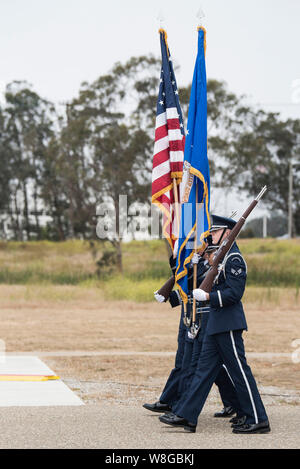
left=158, top=28, right=169, bottom=56
left=197, top=26, right=207, bottom=56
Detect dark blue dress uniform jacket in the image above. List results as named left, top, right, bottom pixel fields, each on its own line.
left=206, top=243, right=248, bottom=336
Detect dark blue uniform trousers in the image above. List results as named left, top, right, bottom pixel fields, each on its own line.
left=172, top=323, right=243, bottom=417
left=160, top=311, right=242, bottom=416
left=159, top=308, right=187, bottom=407
left=175, top=329, right=268, bottom=425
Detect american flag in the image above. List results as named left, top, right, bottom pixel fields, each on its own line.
left=152, top=29, right=185, bottom=251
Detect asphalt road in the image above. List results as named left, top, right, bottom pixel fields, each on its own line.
left=0, top=403, right=299, bottom=449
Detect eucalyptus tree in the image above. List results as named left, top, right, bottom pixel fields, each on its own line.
left=0, top=106, right=13, bottom=237
left=58, top=56, right=160, bottom=270
left=3, top=81, right=56, bottom=239
left=216, top=108, right=300, bottom=235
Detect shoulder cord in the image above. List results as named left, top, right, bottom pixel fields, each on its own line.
left=222, top=252, right=248, bottom=279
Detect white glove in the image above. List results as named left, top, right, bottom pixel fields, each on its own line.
left=154, top=291, right=165, bottom=303
left=173, top=239, right=179, bottom=258
left=191, top=253, right=200, bottom=264
left=193, top=288, right=208, bottom=302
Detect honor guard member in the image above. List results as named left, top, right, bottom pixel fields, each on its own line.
left=159, top=215, right=270, bottom=434
left=143, top=251, right=209, bottom=414
left=143, top=245, right=241, bottom=418
left=169, top=245, right=243, bottom=423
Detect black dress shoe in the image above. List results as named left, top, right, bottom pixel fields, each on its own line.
left=230, top=415, right=245, bottom=424
left=214, top=406, right=236, bottom=418
left=161, top=412, right=176, bottom=419
left=231, top=416, right=247, bottom=428
left=159, top=414, right=196, bottom=433
left=143, top=401, right=172, bottom=413
left=232, top=420, right=270, bottom=434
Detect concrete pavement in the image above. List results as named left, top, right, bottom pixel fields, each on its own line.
left=0, top=403, right=299, bottom=449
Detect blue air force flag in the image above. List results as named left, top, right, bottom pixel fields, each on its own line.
left=175, top=27, right=211, bottom=304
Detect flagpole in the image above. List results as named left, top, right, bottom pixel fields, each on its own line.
left=176, top=15, right=210, bottom=329
left=192, top=7, right=205, bottom=325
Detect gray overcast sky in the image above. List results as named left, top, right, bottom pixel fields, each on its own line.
left=0, top=0, right=299, bottom=120
left=0, top=0, right=299, bottom=223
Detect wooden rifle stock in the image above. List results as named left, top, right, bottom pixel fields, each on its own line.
left=200, top=265, right=219, bottom=292
left=199, top=186, right=267, bottom=293
left=157, top=241, right=208, bottom=301
left=157, top=276, right=175, bottom=301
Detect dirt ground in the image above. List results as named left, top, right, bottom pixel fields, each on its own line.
left=0, top=284, right=299, bottom=406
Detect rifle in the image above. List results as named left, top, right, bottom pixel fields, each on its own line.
left=156, top=210, right=237, bottom=302
left=199, top=186, right=267, bottom=293
left=157, top=275, right=175, bottom=301
left=156, top=240, right=208, bottom=302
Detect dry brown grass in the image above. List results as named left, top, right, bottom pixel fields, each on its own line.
left=0, top=284, right=299, bottom=400
left=0, top=285, right=298, bottom=354
left=45, top=355, right=300, bottom=395
left=250, top=359, right=300, bottom=391
left=45, top=355, right=172, bottom=386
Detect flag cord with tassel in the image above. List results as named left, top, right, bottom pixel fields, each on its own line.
left=172, top=178, right=180, bottom=258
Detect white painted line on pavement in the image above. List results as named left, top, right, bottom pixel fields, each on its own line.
left=0, top=356, right=83, bottom=407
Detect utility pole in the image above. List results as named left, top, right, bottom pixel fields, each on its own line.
left=263, top=215, right=267, bottom=238
left=288, top=159, right=293, bottom=238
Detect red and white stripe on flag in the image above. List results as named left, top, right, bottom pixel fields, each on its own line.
left=152, top=107, right=185, bottom=249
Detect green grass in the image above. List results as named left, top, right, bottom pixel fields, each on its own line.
left=0, top=239, right=298, bottom=301
left=238, top=239, right=300, bottom=287
left=0, top=268, right=92, bottom=285
left=99, top=275, right=166, bottom=302
left=0, top=239, right=88, bottom=255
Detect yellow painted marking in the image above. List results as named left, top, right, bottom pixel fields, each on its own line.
left=0, top=375, right=60, bottom=382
